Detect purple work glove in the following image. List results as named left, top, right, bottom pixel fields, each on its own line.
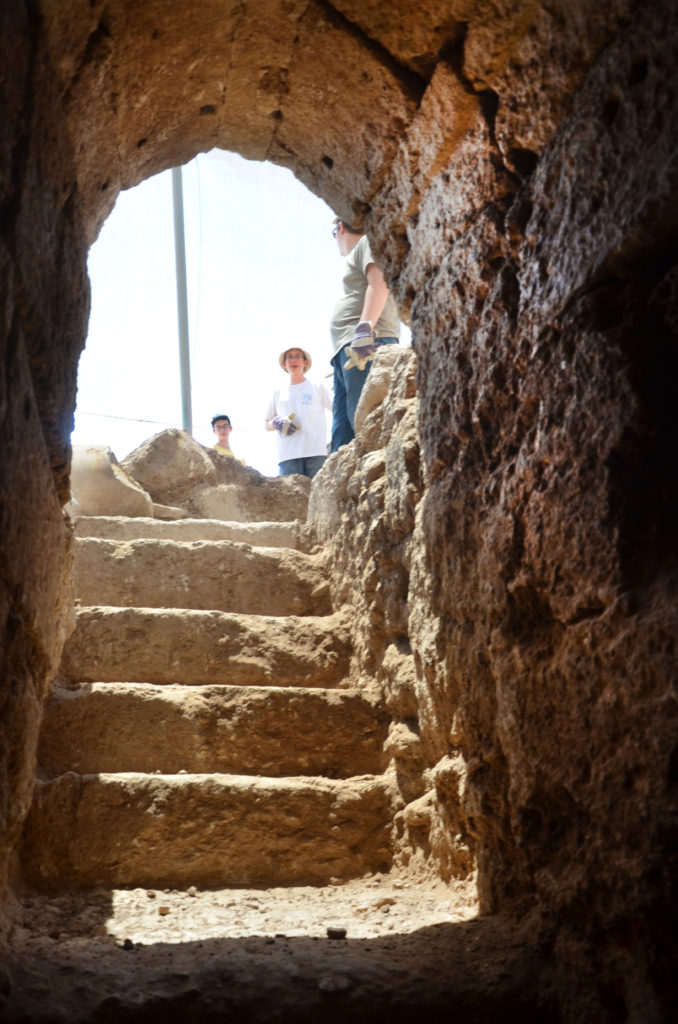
left=344, top=320, right=377, bottom=371
left=272, top=415, right=299, bottom=435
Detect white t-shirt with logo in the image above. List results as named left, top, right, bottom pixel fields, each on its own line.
left=265, top=378, right=332, bottom=462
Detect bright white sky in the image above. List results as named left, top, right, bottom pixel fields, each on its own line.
left=74, top=149, right=409, bottom=476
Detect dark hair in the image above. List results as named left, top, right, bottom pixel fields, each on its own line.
left=333, top=217, right=361, bottom=235
left=211, top=414, right=231, bottom=428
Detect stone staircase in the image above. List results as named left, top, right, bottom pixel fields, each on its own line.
left=21, top=512, right=394, bottom=892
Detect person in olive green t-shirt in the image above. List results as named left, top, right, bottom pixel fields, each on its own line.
left=329, top=217, right=400, bottom=452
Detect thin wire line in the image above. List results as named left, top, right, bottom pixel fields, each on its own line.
left=76, top=411, right=182, bottom=427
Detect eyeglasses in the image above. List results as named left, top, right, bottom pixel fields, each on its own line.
left=285, top=353, right=304, bottom=360
left=214, top=423, right=231, bottom=430
left=331, top=224, right=339, bottom=238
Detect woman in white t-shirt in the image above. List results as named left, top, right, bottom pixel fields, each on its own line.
left=265, top=347, right=332, bottom=478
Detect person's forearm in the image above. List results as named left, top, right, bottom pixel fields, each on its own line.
left=360, top=266, right=390, bottom=327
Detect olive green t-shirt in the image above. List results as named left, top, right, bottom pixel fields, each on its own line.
left=330, top=235, right=400, bottom=356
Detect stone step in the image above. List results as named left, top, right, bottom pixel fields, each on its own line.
left=21, top=772, right=395, bottom=890
left=38, top=683, right=389, bottom=778
left=179, top=479, right=310, bottom=524
left=73, top=538, right=331, bottom=616
left=74, top=516, right=311, bottom=551
left=60, top=607, right=352, bottom=688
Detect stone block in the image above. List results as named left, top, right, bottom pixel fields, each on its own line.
left=60, top=607, right=352, bottom=689
left=21, top=772, right=394, bottom=889
left=122, top=428, right=216, bottom=504
left=74, top=515, right=309, bottom=549
left=152, top=502, right=191, bottom=520
left=38, top=683, right=388, bottom=778
left=189, top=479, right=309, bottom=523
left=72, top=537, right=331, bottom=616
left=354, top=345, right=407, bottom=436
left=70, top=445, right=153, bottom=517
left=307, top=446, right=359, bottom=545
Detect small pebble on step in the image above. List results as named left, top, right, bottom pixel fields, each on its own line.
left=318, top=975, right=352, bottom=994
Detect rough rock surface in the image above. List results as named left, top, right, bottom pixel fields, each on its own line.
left=37, top=683, right=389, bottom=778
left=74, top=515, right=313, bottom=551
left=60, top=606, right=353, bottom=688
left=118, top=427, right=312, bottom=523
left=121, top=428, right=217, bottom=500
left=70, top=445, right=154, bottom=516
left=5, top=880, right=543, bottom=1024
left=186, top=479, right=311, bottom=523
left=21, top=491, right=399, bottom=896
left=310, top=349, right=475, bottom=883
left=2, top=1, right=677, bottom=1021
left=72, top=537, right=331, bottom=615
left=353, top=344, right=406, bottom=434
left=23, top=771, right=395, bottom=890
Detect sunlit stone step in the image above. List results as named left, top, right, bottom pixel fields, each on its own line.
left=74, top=515, right=311, bottom=551
left=73, top=538, right=331, bottom=616
left=60, top=607, right=352, bottom=688
left=38, top=683, right=389, bottom=778
left=22, top=772, right=395, bottom=890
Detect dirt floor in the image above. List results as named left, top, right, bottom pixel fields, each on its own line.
left=11, top=873, right=479, bottom=948
left=1, top=874, right=554, bottom=1023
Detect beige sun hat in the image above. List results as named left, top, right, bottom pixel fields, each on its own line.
left=279, top=347, right=312, bottom=371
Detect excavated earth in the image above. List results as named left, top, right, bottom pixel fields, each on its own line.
left=2, top=2, right=677, bottom=1021
left=5, top=878, right=528, bottom=1024
left=2, top=369, right=551, bottom=1022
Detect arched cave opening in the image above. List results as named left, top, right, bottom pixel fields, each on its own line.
left=11, top=138, right=488, bottom=1019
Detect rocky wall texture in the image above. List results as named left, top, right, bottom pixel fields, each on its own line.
left=312, top=3, right=678, bottom=1016
left=0, top=1, right=80, bottom=907
left=309, top=347, right=476, bottom=884
left=40, top=0, right=423, bottom=243
left=1, top=0, right=677, bottom=1019
left=399, top=3, right=677, bottom=1018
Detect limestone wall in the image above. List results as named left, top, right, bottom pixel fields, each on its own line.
left=0, top=2, right=81, bottom=914
left=1, top=0, right=677, bottom=1018
left=309, top=346, right=477, bottom=884
left=403, top=10, right=678, bottom=1009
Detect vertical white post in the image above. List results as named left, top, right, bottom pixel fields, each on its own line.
left=171, top=166, right=193, bottom=435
